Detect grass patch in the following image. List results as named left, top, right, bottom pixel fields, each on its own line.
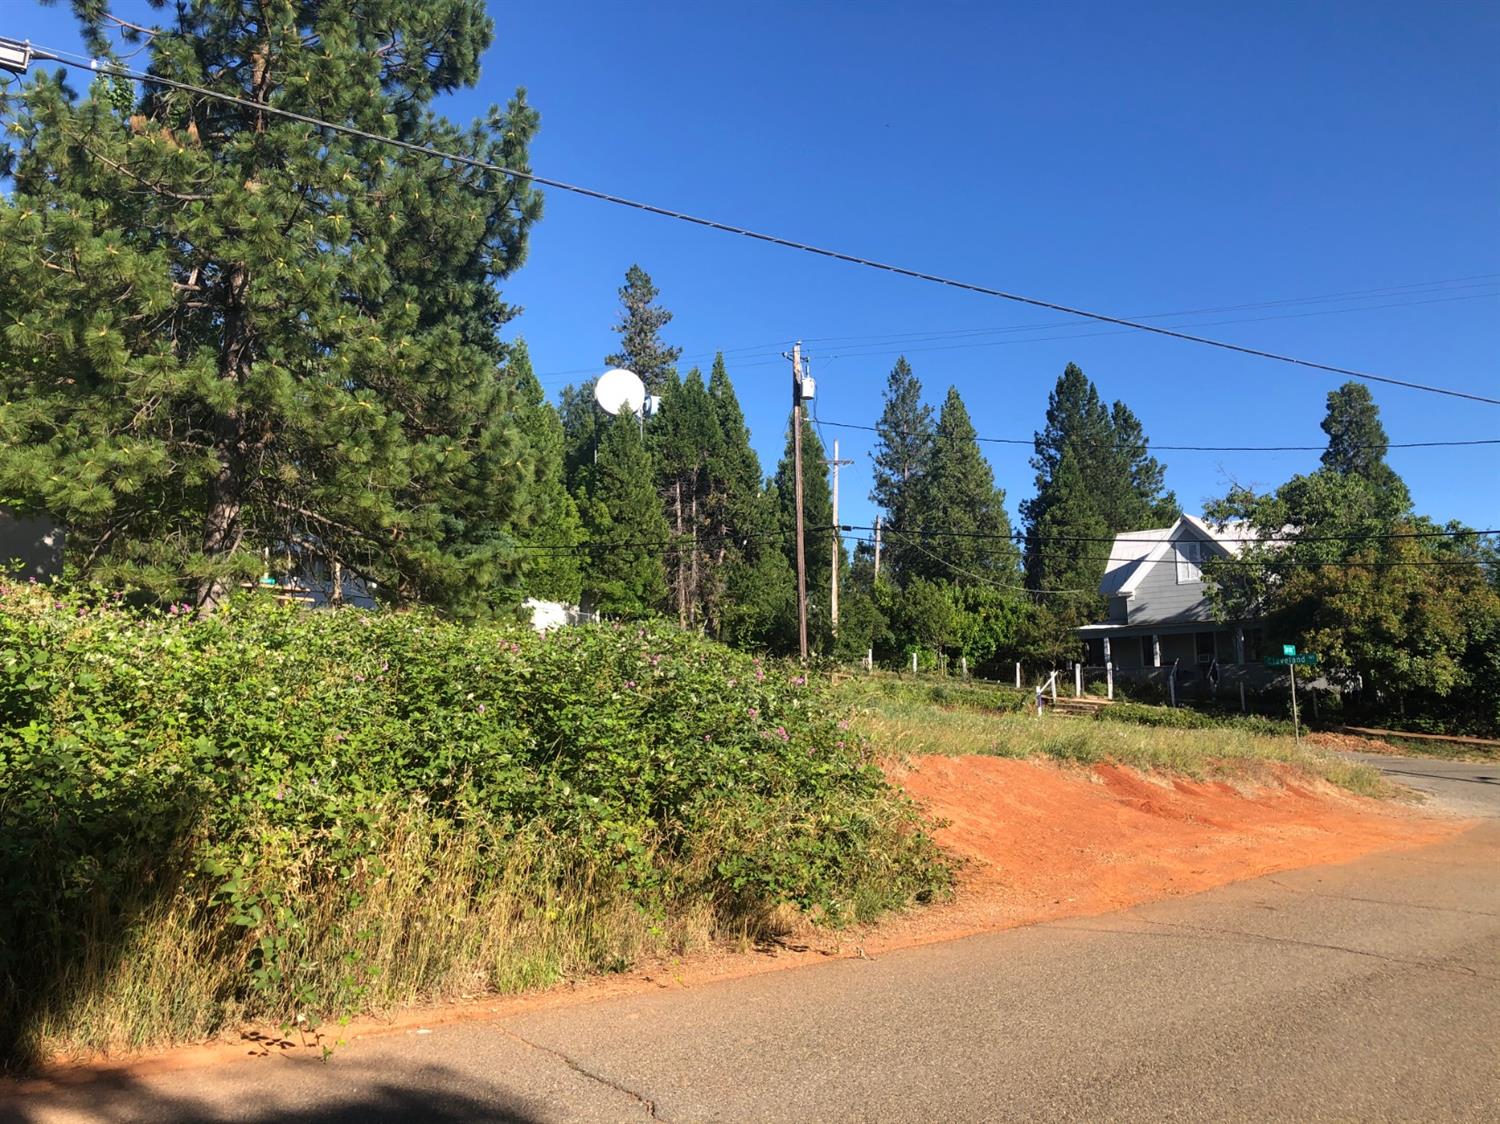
left=839, top=677, right=1391, bottom=798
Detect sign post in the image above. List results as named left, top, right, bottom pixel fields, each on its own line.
left=1264, top=647, right=1318, bottom=741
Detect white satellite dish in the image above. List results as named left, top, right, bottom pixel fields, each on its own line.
left=594, top=368, right=646, bottom=417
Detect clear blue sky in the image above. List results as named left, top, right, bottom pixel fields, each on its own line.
left=20, top=1, right=1500, bottom=535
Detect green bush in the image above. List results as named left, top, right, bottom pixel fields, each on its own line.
left=0, top=582, right=948, bottom=1063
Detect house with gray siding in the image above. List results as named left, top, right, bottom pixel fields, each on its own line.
left=1076, top=515, right=1271, bottom=691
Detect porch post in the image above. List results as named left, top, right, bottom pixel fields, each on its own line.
left=1234, top=626, right=1245, bottom=665
left=1103, top=636, right=1114, bottom=700
left=1152, top=634, right=1162, bottom=668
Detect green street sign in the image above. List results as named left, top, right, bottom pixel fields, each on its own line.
left=1282, top=643, right=1297, bottom=657
left=1264, top=653, right=1318, bottom=667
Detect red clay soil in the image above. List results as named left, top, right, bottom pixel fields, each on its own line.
left=8, top=755, right=1464, bottom=1089
left=881, top=754, right=1461, bottom=945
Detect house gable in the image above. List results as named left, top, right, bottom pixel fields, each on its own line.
left=1112, top=517, right=1235, bottom=627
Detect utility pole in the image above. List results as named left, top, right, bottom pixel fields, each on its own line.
left=827, top=438, right=853, bottom=633
left=789, top=342, right=809, bottom=662
left=873, top=515, right=882, bottom=581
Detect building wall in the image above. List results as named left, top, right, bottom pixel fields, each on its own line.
left=1124, top=530, right=1216, bottom=625
left=0, top=512, right=63, bottom=581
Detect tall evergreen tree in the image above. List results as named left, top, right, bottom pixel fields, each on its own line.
left=1319, top=381, right=1410, bottom=511
left=869, top=356, right=934, bottom=577
left=604, top=264, right=681, bottom=395
left=558, top=381, right=601, bottom=495
left=906, top=387, right=1019, bottom=583
left=508, top=340, right=583, bottom=603
left=650, top=368, right=721, bottom=626
left=0, top=0, right=542, bottom=611
left=1021, top=363, right=1176, bottom=617
left=578, top=414, right=668, bottom=617
left=701, top=354, right=790, bottom=647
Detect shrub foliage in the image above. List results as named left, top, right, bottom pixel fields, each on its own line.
left=0, top=583, right=947, bottom=1063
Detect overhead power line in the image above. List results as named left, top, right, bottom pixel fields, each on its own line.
left=816, top=418, right=1500, bottom=454
left=23, top=45, right=1500, bottom=408
left=841, top=524, right=1499, bottom=545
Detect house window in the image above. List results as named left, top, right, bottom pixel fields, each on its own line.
left=1175, top=540, right=1203, bottom=584
left=1195, top=631, right=1216, bottom=665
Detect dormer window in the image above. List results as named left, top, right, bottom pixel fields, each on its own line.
left=1175, top=540, right=1203, bottom=584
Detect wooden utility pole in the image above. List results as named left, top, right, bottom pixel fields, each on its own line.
left=873, top=515, right=882, bottom=580
left=828, top=438, right=853, bottom=633
left=790, top=342, right=809, bottom=662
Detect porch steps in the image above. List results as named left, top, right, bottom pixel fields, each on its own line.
left=1043, top=694, right=1114, bottom=718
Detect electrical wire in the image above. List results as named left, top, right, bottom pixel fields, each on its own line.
left=816, top=418, right=1500, bottom=454
left=839, top=524, right=1499, bottom=545
left=23, top=45, right=1500, bottom=407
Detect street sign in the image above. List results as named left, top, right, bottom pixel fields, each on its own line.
left=1282, top=643, right=1297, bottom=657
left=1264, top=653, right=1318, bottom=667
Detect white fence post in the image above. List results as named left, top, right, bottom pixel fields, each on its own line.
left=866, top=648, right=873, bottom=672
left=1106, top=661, right=1114, bottom=700
left=961, top=655, right=968, bottom=680
left=911, top=651, right=918, bottom=675
left=1050, top=671, right=1058, bottom=704
left=1015, top=661, right=1022, bottom=689
left=1075, top=662, right=1082, bottom=698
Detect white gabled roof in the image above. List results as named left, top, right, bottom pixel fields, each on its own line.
left=1102, top=515, right=1260, bottom=598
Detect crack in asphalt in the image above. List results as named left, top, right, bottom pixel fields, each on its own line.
left=496, top=1026, right=666, bottom=1120
left=1135, top=918, right=1500, bottom=982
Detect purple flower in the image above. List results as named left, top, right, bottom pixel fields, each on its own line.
left=837, top=720, right=849, bottom=731
left=776, top=726, right=789, bottom=741
left=334, top=732, right=347, bottom=743
left=354, top=673, right=366, bottom=683
left=624, top=680, right=637, bottom=690
left=477, top=703, right=486, bottom=714
left=791, top=675, right=806, bottom=686
left=754, top=669, right=765, bottom=682
left=747, top=707, right=758, bottom=719
left=703, top=734, right=712, bottom=743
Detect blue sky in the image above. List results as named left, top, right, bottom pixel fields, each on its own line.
left=18, top=1, right=1500, bottom=534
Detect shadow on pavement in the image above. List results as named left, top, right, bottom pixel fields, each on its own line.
left=1, top=1060, right=551, bottom=1124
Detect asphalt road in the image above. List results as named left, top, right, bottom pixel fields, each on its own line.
left=10, top=757, right=1499, bottom=1124
left=1339, top=750, right=1500, bottom=820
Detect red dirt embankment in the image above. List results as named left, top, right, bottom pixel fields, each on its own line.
left=10, top=755, right=1462, bottom=1087
left=879, top=754, right=1461, bottom=945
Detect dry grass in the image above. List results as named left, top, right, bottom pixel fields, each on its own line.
left=17, top=816, right=784, bottom=1063
left=848, top=688, right=1393, bottom=798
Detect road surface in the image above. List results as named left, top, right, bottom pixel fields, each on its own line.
left=8, top=756, right=1498, bottom=1123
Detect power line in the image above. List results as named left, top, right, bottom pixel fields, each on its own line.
left=23, top=45, right=1500, bottom=408
left=816, top=418, right=1500, bottom=454
left=841, top=524, right=1499, bottom=545
left=530, top=277, right=1500, bottom=382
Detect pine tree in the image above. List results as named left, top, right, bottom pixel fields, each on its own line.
left=509, top=340, right=583, bottom=603
left=906, top=387, right=1019, bottom=583
left=1024, top=446, right=1113, bottom=622
left=0, top=1, right=543, bottom=611
left=604, top=264, right=681, bottom=395
left=705, top=353, right=774, bottom=640
left=1021, top=363, right=1175, bottom=611
left=869, top=357, right=935, bottom=578
left=649, top=368, right=720, bottom=626
left=578, top=414, right=669, bottom=617
left=558, top=381, right=601, bottom=495
left=1319, top=381, right=1410, bottom=513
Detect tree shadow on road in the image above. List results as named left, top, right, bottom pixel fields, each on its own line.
left=1, top=1060, right=557, bottom=1124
